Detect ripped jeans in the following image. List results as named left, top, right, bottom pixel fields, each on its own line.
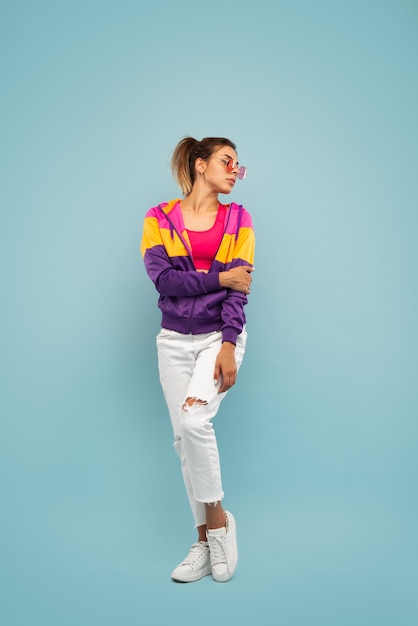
left=156, top=328, right=247, bottom=528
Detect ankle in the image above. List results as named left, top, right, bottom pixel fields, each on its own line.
left=197, top=524, right=207, bottom=542
left=206, top=504, right=227, bottom=530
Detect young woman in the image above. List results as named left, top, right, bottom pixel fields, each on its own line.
left=141, top=136, right=255, bottom=583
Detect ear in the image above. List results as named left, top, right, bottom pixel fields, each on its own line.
left=195, top=157, right=206, bottom=174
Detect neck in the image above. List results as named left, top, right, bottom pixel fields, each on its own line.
left=182, top=186, right=219, bottom=214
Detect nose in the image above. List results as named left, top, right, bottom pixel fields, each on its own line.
left=230, top=163, right=243, bottom=178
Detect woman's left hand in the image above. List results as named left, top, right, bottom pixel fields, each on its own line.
left=214, top=342, right=237, bottom=393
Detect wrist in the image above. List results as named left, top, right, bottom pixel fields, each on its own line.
left=219, top=271, right=229, bottom=288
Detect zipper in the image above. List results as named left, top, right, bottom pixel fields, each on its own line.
left=157, top=203, right=197, bottom=332
left=209, top=202, right=242, bottom=272
left=157, top=203, right=195, bottom=262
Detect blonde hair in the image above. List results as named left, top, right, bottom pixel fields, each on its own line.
left=171, top=136, right=236, bottom=196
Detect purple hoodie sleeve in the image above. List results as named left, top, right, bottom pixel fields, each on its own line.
left=144, top=245, right=221, bottom=297
left=221, top=289, right=248, bottom=345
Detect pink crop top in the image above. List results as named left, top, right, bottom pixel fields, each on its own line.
left=186, top=205, right=226, bottom=271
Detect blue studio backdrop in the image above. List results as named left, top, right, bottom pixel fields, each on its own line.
left=1, top=1, right=417, bottom=625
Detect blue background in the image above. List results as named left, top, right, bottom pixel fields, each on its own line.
left=1, top=1, right=417, bottom=624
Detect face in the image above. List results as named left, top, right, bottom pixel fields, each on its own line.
left=197, top=146, right=247, bottom=194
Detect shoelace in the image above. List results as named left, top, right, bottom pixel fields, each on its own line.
left=207, top=535, right=228, bottom=566
left=181, top=543, right=208, bottom=566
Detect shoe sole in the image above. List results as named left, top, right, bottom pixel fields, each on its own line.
left=171, top=564, right=212, bottom=583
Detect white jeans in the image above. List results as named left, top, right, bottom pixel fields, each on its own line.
left=156, top=328, right=247, bottom=528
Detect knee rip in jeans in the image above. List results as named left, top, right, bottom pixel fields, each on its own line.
left=182, top=397, right=208, bottom=410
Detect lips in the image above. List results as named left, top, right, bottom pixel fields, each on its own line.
left=227, top=178, right=236, bottom=185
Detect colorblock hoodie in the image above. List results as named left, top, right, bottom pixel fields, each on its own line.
left=141, top=199, right=255, bottom=345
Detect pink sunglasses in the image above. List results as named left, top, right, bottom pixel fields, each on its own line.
left=214, top=157, right=247, bottom=180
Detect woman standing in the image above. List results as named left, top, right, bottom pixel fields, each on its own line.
left=140, top=136, right=255, bottom=583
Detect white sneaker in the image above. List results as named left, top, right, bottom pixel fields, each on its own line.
left=206, top=511, right=238, bottom=582
left=171, top=541, right=212, bottom=582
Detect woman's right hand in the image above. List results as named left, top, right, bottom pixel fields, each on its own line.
left=219, top=266, right=253, bottom=294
